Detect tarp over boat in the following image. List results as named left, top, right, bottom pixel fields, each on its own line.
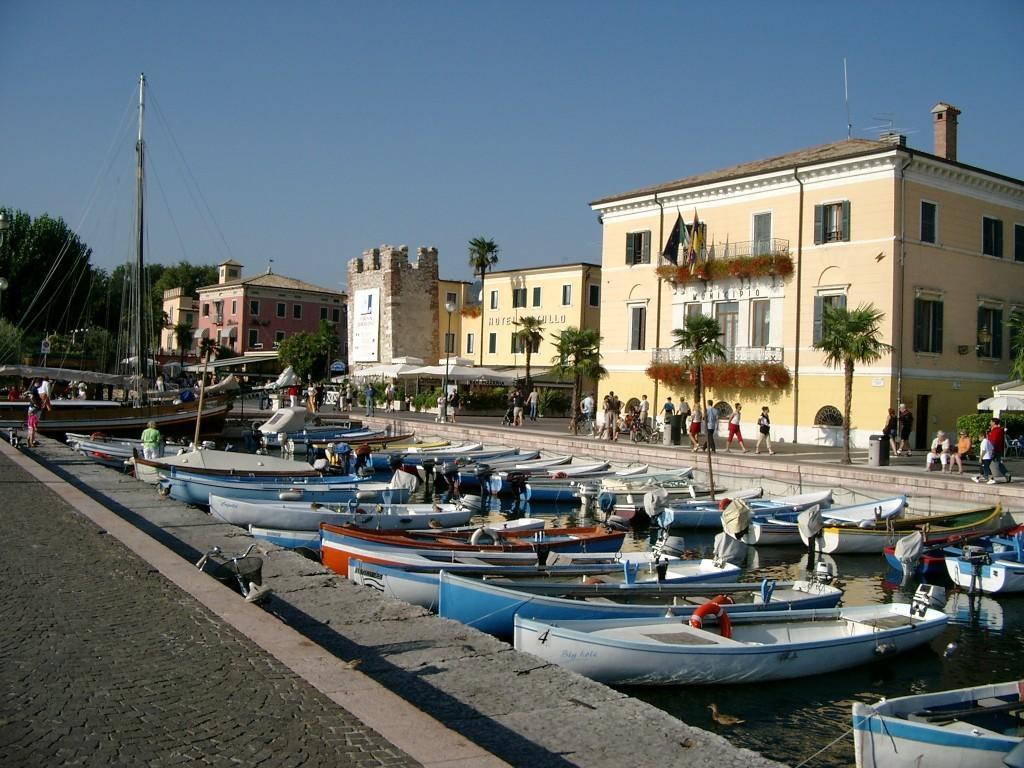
left=0, top=364, right=127, bottom=387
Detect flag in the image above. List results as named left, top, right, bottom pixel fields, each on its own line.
left=687, top=210, right=702, bottom=274
left=722, top=234, right=729, bottom=261
left=661, top=212, right=683, bottom=265
left=705, top=233, right=714, bottom=263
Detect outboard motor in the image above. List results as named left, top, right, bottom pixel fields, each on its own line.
left=420, top=458, right=436, bottom=495
left=505, top=471, right=529, bottom=513
left=441, top=461, right=461, bottom=500
left=658, top=535, right=688, bottom=559
left=474, top=464, right=494, bottom=506
left=387, top=453, right=404, bottom=472
left=911, top=583, right=946, bottom=617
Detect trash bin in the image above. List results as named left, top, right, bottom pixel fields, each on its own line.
left=662, top=418, right=673, bottom=445
left=868, top=434, right=890, bottom=467
left=670, top=414, right=684, bottom=446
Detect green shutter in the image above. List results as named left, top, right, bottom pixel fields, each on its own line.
left=977, top=306, right=986, bottom=357
left=642, top=231, right=651, bottom=263
left=912, top=299, right=923, bottom=352
left=813, top=205, right=824, bottom=245
left=994, top=310, right=1004, bottom=358
left=836, top=294, right=847, bottom=310
left=995, top=220, right=1004, bottom=258
left=813, top=296, right=824, bottom=343
left=934, top=302, right=943, bottom=352
left=841, top=201, right=851, bottom=242
left=625, top=234, right=635, bottom=264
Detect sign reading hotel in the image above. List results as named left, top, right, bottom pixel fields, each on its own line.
left=351, top=288, right=380, bottom=362
left=488, top=313, right=568, bottom=326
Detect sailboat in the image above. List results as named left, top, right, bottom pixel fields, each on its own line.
left=0, top=74, right=232, bottom=438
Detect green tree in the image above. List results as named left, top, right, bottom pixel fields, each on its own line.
left=671, top=314, right=726, bottom=407
left=0, top=318, right=24, bottom=364
left=1009, top=310, right=1024, bottom=381
left=174, top=323, right=194, bottom=367
left=513, top=315, right=545, bottom=390
left=467, top=237, right=499, bottom=365
left=277, top=321, right=340, bottom=380
left=550, top=326, right=606, bottom=434
left=814, top=303, right=892, bottom=464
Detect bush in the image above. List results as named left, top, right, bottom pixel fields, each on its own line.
left=461, top=387, right=509, bottom=412
left=958, top=412, right=1024, bottom=440
left=412, top=389, right=440, bottom=412
left=539, top=389, right=569, bottom=416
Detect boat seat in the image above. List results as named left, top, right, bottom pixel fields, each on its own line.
left=851, top=614, right=915, bottom=629
left=643, top=632, right=720, bottom=645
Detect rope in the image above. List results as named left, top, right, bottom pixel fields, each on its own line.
left=791, top=724, right=854, bottom=767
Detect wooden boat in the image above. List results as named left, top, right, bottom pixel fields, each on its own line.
left=657, top=489, right=833, bottom=530
left=513, top=588, right=948, bottom=685
left=133, top=448, right=325, bottom=484
left=803, top=505, right=1013, bottom=555
left=748, top=496, right=907, bottom=546
left=944, top=531, right=1024, bottom=594
left=283, top=430, right=417, bottom=454
left=249, top=525, right=321, bottom=551
left=437, top=571, right=843, bottom=638
left=209, top=495, right=478, bottom=532
left=884, top=525, right=1024, bottom=584
left=852, top=680, right=1024, bottom=768
left=345, top=556, right=740, bottom=609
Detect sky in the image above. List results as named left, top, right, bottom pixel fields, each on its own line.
left=2, top=1, right=1022, bottom=292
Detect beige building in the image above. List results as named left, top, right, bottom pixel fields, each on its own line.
left=591, top=103, right=1023, bottom=448
left=160, top=287, right=198, bottom=356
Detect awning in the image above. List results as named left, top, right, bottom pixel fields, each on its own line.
left=193, top=327, right=208, bottom=339
left=0, top=364, right=127, bottom=387
left=183, top=351, right=279, bottom=373
left=218, top=326, right=238, bottom=340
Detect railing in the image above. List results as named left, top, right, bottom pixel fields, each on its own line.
left=712, top=238, right=790, bottom=259
left=651, top=346, right=784, bottom=364
left=214, top=314, right=224, bottom=325
left=250, top=342, right=264, bottom=350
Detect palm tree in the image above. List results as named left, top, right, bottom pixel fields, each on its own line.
left=173, top=322, right=193, bottom=368
left=1009, top=310, right=1024, bottom=381
left=671, top=314, right=726, bottom=408
left=467, top=237, right=499, bottom=365
left=814, top=303, right=892, bottom=464
left=513, top=315, right=545, bottom=390
left=550, top=326, right=606, bottom=434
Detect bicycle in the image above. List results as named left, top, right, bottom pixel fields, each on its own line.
left=195, top=544, right=272, bottom=604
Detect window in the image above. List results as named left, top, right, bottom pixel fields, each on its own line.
left=320, top=307, right=328, bottom=320
left=532, top=287, right=541, bottom=307
left=276, top=302, right=286, bottom=318
left=512, top=288, right=527, bottom=308
left=921, top=202, right=937, bottom=243
left=275, top=331, right=285, bottom=343
left=202, top=303, right=210, bottom=317
left=753, top=213, right=772, bottom=255
left=813, top=293, right=848, bottom=343
left=685, top=303, right=703, bottom=322
left=626, top=231, right=651, bottom=265
left=446, top=291, right=458, bottom=307
left=466, top=333, right=475, bottom=355
left=332, top=308, right=340, bottom=322
left=230, top=300, right=237, bottom=315
left=445, top=332, right=456, bottom=354
left=814, top=405, right=844, bottom=427
left=588, top=284, right=600, bottom=307
left=628, top=305, right=646, bottom=351
left=561, top=284, right=572, bottom=306
left=751, top=299, right=770, bottom=347
left=488, top=333, right=496, bottom=354
left=912, top=296, right=943, bottom=353
left=983, top=217, right=1003, bottom=257
left=977, top=306, right=1003, bottom=358
left=490, top=290, right=498, bottom=310
left=184, top=312, right=194, bottom=325
left=248, top=329, right=259, bottom=347
left=249, top=300, right=259, bottom=316
left=1015, top=224, right=1024, bottom=263
left=715, top=301, right=739, bottom=352
left=813, top=201, right=851, bottom=244
left=293, top=304, right=302, bottom=320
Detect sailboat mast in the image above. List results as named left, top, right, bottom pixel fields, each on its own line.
left=135, top=73, right=147, bottom=397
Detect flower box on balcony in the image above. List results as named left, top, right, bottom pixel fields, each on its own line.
left=645, top=361, right=791, bottom=391
left=656, top=252, right=794, bottom=286
left=460, top=305, right=482, bottom=319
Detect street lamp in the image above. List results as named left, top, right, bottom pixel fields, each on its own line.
left=441, top=300, right=456, bottom=423
left=0, top=211, right=9, bottom=320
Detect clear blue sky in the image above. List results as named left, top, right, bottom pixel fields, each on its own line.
left=2, top=1, right=1022, bottom=290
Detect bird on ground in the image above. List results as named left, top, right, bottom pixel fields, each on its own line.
left=708, top=703, right=744, bottom=726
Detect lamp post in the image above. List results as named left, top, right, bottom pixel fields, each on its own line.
left=441, top=300, right=456, bottom=423
left=0, top=211, right=9, bottom=320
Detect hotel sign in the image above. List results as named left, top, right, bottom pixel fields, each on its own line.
left=488, top=313, right=568, bottom=326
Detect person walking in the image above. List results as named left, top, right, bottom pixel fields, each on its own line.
left=688, top=405, right=703, bottom=452
left=141, top=420, right=162, bottom=460
left=725, top=403, right=748, bottom=452
left=882, top=407, right=898, bottom=455
left=704, top=400, right=718, bottom=452
left=363, top=383, right=375, bottom=416
left=987, top=417, right=1011, bottom=483
left=755, top=406, right=775, bottom=455
left=896, top=404, right=914, bottom=456
left=973, top=433, right=996, bottom=484
left=527, top=387, right=539, bottom=422
left=638, top=394, right=650, bottom=429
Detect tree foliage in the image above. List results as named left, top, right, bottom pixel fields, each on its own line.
left=813, top=303, right=892, bottom=464
left=550, top=326, right=606, bottom=434
left=1010, top=310, right=1024, bottom=382
left=277, top=321, right=340, bottom=380
left=671, top=314, right=726, bottom=406
left=513, top=315, right=545, bottom=390
left=467, top=237, right=499, bottom=365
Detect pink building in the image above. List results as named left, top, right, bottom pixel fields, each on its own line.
left=195, top=260, right=347, bottom=360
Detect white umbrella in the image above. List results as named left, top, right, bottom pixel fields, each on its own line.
left=977, top=395, right=1024, bottom=417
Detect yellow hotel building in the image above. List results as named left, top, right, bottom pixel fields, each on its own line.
left=591, top=103, right=1023, bottom=449
left=437, top=264, right=601, bottom=371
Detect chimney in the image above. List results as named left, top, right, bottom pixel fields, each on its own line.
left=931, top=102, right=961, bottom=162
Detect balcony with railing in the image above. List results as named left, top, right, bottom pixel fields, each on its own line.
left=656, top=238, right=793, bottom=285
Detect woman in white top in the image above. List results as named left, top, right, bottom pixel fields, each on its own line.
left=725, top=402, right=748, bottom=453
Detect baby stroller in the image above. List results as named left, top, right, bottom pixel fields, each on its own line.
left=501, top=402, right=515, bottom=426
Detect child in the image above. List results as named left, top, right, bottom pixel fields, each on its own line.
left=972, top=433, right=995, bottom=484
left=26, top=403, right=40, bottom=448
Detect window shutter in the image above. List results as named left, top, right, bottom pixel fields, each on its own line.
left=977, top=306, right=985, bottom=357
left=813, top=205, right=824, bottom=245
left=934, top=302, right=943, bottom=352
left=995, top=220, right=1004, bottom=258
left=841, top=201, right=851, bottom=242
left=641, top=231, right=651, bottom=263
left=836, top=294, right=847, bottom=310
left=912, top=299, right=923, bottom=352
left=813, top=296, right=824, bottom=343
left=625, top=234, right=635, bottom=264
left=994, top=310, right=1004, bottom=358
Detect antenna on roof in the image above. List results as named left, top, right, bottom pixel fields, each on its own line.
left=843, top=58, right=851, bottom=140
left=267, top=258, right=274, bottom=274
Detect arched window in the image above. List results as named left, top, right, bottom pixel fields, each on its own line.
left=713, top=401, right=732, bottom=419
left=814, top=405, right=844, bottom=426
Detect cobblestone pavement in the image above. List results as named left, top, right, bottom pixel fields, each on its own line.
left=0, top=452, right=420, bottom=768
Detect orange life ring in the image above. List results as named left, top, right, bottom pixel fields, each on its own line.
left=688, top=594, right=735, bottom=638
